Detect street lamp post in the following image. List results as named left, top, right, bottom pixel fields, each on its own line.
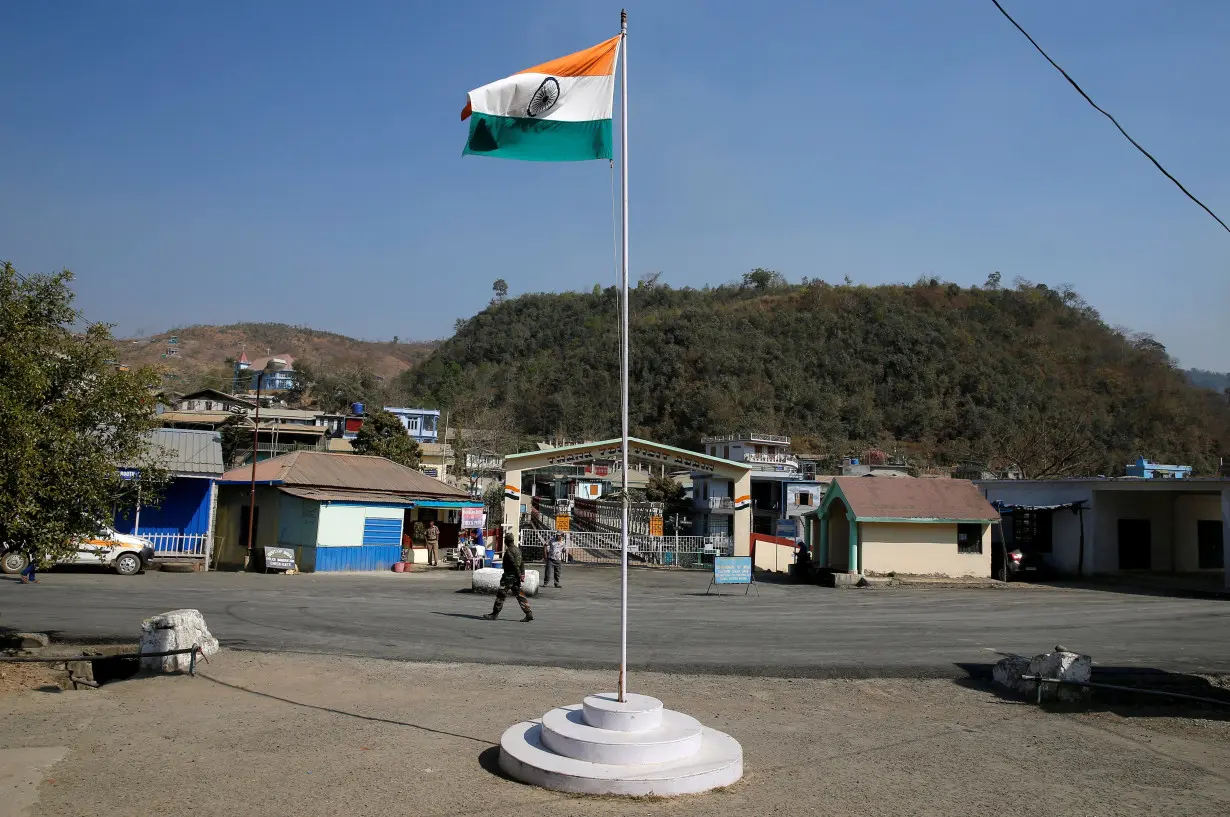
left=245, top=359, right=286, bottom=570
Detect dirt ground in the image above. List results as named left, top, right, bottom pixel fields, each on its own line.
left=0, top=664, right=57, bottom=696
left=2, top=652, right=1229, bottom=817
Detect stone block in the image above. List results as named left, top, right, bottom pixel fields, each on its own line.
left=65, top=660, right=95, bottom=688
left=993, top=650, right=1092, bottom=702
left=992, top=655, right=1032, bottom=696
left=139, top=609, right=220, bottom=673
left=11, top=632, right=50, bottom=649
left=472, top=567, right=540, bottom=597
left=1028, top=650, right=1092, bottom=703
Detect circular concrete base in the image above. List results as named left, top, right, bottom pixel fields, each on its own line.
left=498, top=693, right=742, bottom=797
left=582, top=692, right=663, bottom=732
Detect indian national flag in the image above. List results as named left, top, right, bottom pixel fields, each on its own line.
left=461, top=35, right=620, bottom=162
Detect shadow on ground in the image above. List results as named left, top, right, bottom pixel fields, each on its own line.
left=198, top=672, right=498, bottom=744
left=478, top=746, right=512, bottom=782
left=955, top=661, right=1230, bottom=720
left=1031, top=575, right=1229, bottom=600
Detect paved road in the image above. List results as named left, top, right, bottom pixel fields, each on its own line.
left=4, top=567, right=1229, bottom=677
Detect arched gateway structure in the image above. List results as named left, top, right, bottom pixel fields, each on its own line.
left=503, top=437, right=754, bottom=556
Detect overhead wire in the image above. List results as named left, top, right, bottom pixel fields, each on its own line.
left=2, top=264, right=112, bottom=330
left=990, top=0, right=1230, bottom=235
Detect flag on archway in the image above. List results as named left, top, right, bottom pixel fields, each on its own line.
left=460, top=35, right=620, bottom=162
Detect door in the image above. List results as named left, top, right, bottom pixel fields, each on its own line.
left=1197, top=520, right=1224, bottom=570
left=72, top=538, right=108, bottom=564
left=239, top=506, right=260, bottom=551
left=1117, top=519, right=1151, bottom=570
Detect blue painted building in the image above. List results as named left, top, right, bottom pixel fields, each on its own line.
left=1125, top=456, right=1193, bottom=480
left=113, top=428, right=224, bottom=560
left=212, top=450, right=480, bottom=572
left=383, top=407, right=441, bottom=443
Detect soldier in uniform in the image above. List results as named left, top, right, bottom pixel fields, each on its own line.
left=483, top=531, right=533, bottom=622
left=424, top=520, right=440, bottom=566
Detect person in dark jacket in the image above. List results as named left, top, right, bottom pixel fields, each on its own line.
left=483, top=531, right=533, bottom=622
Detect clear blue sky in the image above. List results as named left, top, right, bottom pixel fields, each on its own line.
left=2, top=1, right=1227, bottom=369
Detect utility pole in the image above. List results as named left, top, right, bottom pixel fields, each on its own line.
left=441, top=410, right=450, bottom=482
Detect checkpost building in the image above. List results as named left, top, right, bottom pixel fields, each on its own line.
left=212, top=451, right=480, bottom=572
left=802, top=478, right=1000, bottom=578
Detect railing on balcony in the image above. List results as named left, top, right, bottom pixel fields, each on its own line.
left=744, top=453, right=799, bottom=467
left=230, top=439, right=327, bottom=467
left=694, top=496, right=735, bottom=511
left=700, top=432, right=791, bottom=445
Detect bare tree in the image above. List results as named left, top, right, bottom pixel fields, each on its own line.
left=991, top=408, right=1102, bottom=479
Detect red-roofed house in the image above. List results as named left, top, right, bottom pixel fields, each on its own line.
left=801, top=477, right=1000, bottom=578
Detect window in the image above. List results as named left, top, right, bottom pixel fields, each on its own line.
left=1197, top=520, right=1224, bottom=570
left=1009, top=509, right=1053, bottom=553
left=957, top=523, right=983, bottom=554
left=723, top=445, right=730, bottom=460
left=796, top=492, right=812, bottom=506
left=406, top=416, right=420, bottom=432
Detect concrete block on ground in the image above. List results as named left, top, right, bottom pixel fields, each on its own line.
left=992, top=655, right=1032, bottom=696
left=64, top=660, right=95, bottom=688
left=993, top=650, right=1092, bottom=702
left=1029, top=650, right=1092, bottom=703
left=5, top=632, right=51, bottom=649
left=831, top=572, right=867, bottom=588
left=472, top=567, right=540, bottom=597
left=139, top=609, right=220, bottom=672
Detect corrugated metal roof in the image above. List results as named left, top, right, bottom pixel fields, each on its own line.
left=256, top=408, right=321, bottom=421
left=259, top=423, right=326, bottom=435
left=146, top=428, right=225, bottom=476
left=158, top=410, right=236, bottom=425
left=833, top=477, right=999, bottom=521
left=278, top=487, right=416, bottom=506
left=220, top=450, right=470, bottom=499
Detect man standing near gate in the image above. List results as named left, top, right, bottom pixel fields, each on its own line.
left=483, top=531, right=533, bottom=622
left=425, top=520, right=440, bottom=566
left=544, top=532, right=565, bottom=589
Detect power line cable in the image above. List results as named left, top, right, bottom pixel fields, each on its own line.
left=990, top=0, right=1230, bottom=235
left=3, top=264, right=112, bottom=329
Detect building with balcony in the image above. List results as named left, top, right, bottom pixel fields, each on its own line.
left=700, top=433, right=798, bottom=472
left=691, top=433, right=827, bottom=539
left=383, top=407, right=441, bottom=444
left=691, top=472, right=828, bottom=540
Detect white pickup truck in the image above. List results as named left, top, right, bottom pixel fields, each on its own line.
left=1, top=527, right=155, bottom=576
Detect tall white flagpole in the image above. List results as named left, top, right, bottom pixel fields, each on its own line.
left=618, top=7, right=630, bottom=703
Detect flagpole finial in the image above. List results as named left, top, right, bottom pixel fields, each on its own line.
left=621, top=9, right=627, bottom=30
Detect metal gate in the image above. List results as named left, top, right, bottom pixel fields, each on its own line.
left=520, top=530, right=732, bottom=570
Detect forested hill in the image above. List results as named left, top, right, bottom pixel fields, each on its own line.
left=399, top=279, right=1230, bottom=476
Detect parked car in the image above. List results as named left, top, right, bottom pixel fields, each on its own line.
left=1005, top=547, right=1049, bottom=581
left=1, top=527, right=154, bottom=576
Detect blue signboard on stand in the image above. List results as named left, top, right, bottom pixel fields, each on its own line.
left=708, top=556, right=757, bottom=596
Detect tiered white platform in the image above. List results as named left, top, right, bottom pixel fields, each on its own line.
left=498, top=692, right=742, bottom=796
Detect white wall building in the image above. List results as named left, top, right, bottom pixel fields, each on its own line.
left=977, top=478, right=1230, bottom=586
left=700, top=433, right=798, bottom=471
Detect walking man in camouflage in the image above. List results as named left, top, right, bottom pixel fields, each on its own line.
left=483, top=531, right=533, bottom=622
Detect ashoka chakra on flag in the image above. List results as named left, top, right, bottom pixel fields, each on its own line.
left=461, top=35, right=620, bottom=162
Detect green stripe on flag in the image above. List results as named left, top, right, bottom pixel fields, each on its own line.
left=463, top=113, right=612, bottom=162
